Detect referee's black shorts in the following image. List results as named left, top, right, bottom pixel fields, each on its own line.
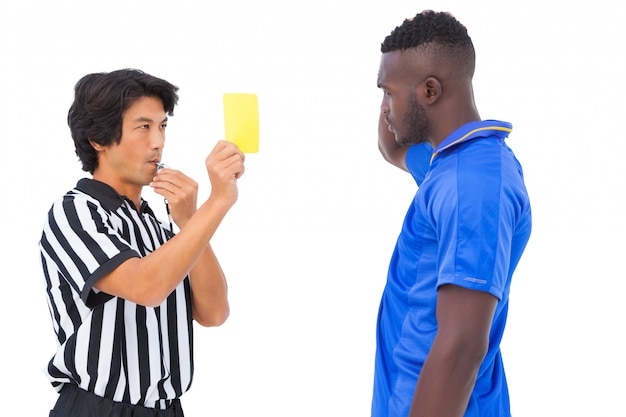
left=49, top=385, right=185, bottom=417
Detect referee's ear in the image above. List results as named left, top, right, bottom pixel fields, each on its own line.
left=89, top=139, right=105, bottom=151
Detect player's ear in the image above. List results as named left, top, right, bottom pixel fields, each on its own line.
left=423, top=76, right=441, bottom=105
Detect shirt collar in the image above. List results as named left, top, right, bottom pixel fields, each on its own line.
left=75, top=178, right=151, bottom=213
left=430, top=119, right=512, bottom=163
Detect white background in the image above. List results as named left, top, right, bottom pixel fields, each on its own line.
left=1, top=1, right=624, bottom=415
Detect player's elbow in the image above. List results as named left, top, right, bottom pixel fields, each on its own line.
left=439, top=329, right=490, bottom=376
left=456, top=333, right=490, bottom=374
left=466, top=339, right=489, bottom=366
left=378, top=141, right=408, bottom=171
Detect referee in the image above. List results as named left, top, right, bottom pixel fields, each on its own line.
left=39, top=69, right=245, bottom=416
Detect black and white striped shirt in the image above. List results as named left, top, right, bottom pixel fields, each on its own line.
left=39, top=178, right=194, bottom=410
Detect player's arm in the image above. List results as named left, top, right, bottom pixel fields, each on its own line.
left=409, top=284, right=498, bottom=417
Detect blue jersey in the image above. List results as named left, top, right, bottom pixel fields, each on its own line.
left=372, top=120, right=532, bottom=417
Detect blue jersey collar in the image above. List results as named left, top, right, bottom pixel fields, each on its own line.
left=430, top=120, right=512, bottom=163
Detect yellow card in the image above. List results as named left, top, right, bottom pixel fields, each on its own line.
left=223, top=93, right=259, bottom=153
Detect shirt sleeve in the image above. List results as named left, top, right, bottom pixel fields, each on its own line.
left=45, top=193, right=140, bottom=307
left=431, top=142, right=515, bottom=300
left=406, top=143, right=434, bottom=186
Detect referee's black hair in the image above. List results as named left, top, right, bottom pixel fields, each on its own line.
left=381, top=11, right=475, bottom=77
left=68, top=69, right=179, bottom=174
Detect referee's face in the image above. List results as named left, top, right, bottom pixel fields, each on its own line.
left=92, top=96, right=168, bottom=201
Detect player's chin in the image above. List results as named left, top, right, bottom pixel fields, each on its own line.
left=399, top=135, right=426, bottom=146
left=396, top=135, right=413, bottom=146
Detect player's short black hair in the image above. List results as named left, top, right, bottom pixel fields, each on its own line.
left=381, top=10, right=473, bottom=52
left=381, top=11, right=475, bottom=76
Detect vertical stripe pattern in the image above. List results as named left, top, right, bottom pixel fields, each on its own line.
left=40, top=179, right=193, bottom=409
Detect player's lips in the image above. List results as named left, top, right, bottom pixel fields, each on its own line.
left=384, top=118, right=394, bottom=132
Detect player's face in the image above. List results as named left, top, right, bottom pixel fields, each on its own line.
left=399, top=92, right=430, bottom=145
left=378, top=51, right=430, bottom=145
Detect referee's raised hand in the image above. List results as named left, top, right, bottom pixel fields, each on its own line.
left=205, top=140, right=246, bottom=209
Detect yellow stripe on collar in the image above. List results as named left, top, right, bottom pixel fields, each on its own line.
left=430, top=126, right=513, bottom=164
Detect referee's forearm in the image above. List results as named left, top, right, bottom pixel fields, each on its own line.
left=94, top=196, right=233, bottom=307
left=189, top=244, right=229, bottom=327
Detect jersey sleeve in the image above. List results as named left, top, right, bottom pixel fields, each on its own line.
left=431, top=143, right=517, bottom=300
left=41, top=193, right=140, bottom=307
left=406, top=143, right=434, bottom=186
